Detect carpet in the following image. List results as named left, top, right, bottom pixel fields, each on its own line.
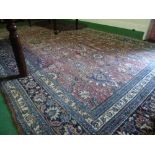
left=0, top=23, right=155, bottom=134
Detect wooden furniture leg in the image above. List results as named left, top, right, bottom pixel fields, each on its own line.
left=75, top=19, right=78, bottom=30
left=6, top=20, right=27, bottom=77
left=48, top=19, right=51, bottom=25
left=48, top=19, right=52, bottom=30
left=27, top=19, right=32, bottom=27
left=53, top=19, right=58, bottom=35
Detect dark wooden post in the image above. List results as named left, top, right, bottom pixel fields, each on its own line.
left=53, top=19, right=58, bottom=35
left=6, top=20, right=27, bottom=77
left=48, top=19, right=51, bottom=25
left=75, top=19, right=78, bottom=30
left=27, top=19, right=32, bottom=27
left=48, top=19, right=52, bottom=30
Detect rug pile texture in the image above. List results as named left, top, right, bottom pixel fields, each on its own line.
left=0, top=23, right=155, bottom=134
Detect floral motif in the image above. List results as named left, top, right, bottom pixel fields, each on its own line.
left=93, top=54, right=103, bottom=59
left=1, top=21, right=155, bottom=135
left=33, top=93, right=47, bottom=103
left=115, top=89, right=155, bottom=135
left=64, top=125, right=80, bottom=135
left=25, top=81, right=37, bottom=89
left=79, top=90, right=90, bottom=99
left=45, top=106, right=60, bottom=120
left=92, top=70, right=107, bottom=82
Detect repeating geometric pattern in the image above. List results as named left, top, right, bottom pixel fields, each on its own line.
left=0, top=24, right=155, bottom=134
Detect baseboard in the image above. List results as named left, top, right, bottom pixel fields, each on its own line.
left=63, top=19, right=144, bottom=40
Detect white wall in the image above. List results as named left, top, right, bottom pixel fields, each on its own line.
left=80, top=19, right=151, bottom=39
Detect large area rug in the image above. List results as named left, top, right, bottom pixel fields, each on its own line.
left=0, top=22, right=155, bottom=134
